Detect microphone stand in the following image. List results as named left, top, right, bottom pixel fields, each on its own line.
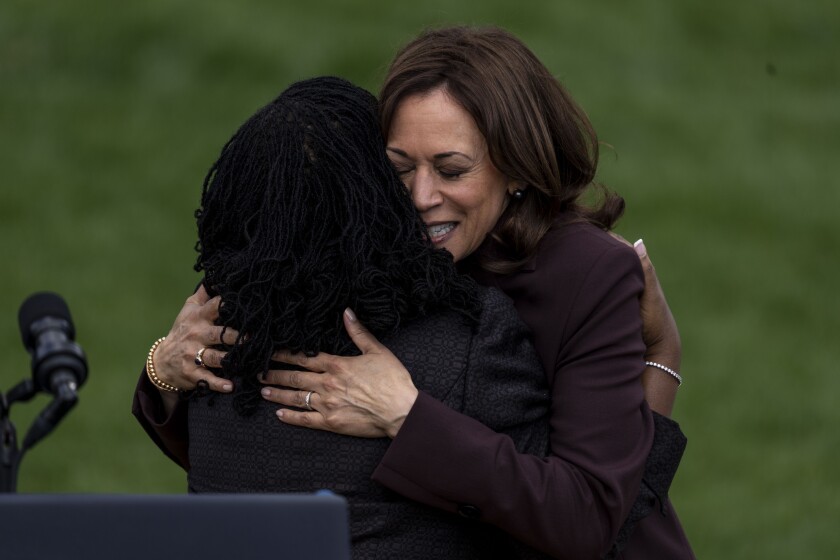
left=1, top=379, right=60, bottom=493
left=0, top=391, right=20, bottom=492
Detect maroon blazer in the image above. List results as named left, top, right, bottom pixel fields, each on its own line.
left=370, top=218, right=694, bottom=559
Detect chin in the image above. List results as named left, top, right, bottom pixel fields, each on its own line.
left=443, top=246, right=465, bottom=262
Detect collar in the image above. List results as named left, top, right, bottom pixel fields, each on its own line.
left=458, top=234, right=538, bottom=277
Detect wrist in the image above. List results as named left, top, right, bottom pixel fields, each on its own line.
left=385, top=387, right=419, bottom=439
left=645, top=360, right=683, bottom=386
left=644, top=353, right=681, bottom=372
left=146, top=337, right=182, bottom=393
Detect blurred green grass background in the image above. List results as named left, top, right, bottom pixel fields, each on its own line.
left=1, top=0, right=838, bottom=557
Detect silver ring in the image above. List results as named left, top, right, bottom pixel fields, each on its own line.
left=195, top=347, right=208, bottom=368
left=304, top=390, right=314, bottom=411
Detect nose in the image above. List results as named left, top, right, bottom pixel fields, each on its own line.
left=406, top=168, right=442, bottom=213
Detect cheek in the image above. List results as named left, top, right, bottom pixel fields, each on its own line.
left=451, top=174, right=510, bottom=236
left=475, top=188, right=508, bottom=230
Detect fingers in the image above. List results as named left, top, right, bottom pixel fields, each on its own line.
left=343, top=308, right=383, bottom=354
left=265, top=308, right=382, bottom=375
left=211, top=326, right=240, bottom=346
left=180, top=298, right=239, bottom=350
left=269, top=350, right=330, bottom=372
left=202, top=295, right=222, bottom=323
left=264, top=388, right=336, bottom=432
left=612, top=235, right=658, bottom=283
left=157, top=341, right=233, bottom=392
left=261, top=388, right=334, bottom=431
left=186, top=286, right=220, bottom=324
left=162, top=287, right=244, bottom=394
left=633, top=239, right=662, bottom=290
left=192, top=371, right=234, bottom=393
left=260, top=386, right=320, bottom=410
left=631, top=239, right=682, bottom=367
left=633, top=239, right=654, bottom=269
left=633, top=238, right=647, bottom=258
left=186, top=284, right=211, bottom=305
left=260, top=368, right=324, bottom=391
left=197, top=347, right=228, bottom=369
left=274, top=408, right=329, bottom=431
left=187, top=286, right=221, bottom=320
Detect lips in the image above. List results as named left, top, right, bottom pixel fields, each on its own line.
left=426, top=222, right=456, bottom=243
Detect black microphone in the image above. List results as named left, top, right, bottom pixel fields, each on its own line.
left=17, top=292, right=88, bottom=450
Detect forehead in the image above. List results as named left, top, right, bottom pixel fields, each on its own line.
left=388, top=89, right=485, bottom=153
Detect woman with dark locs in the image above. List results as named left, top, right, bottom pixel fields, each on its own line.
left=137, top=26, right=693, bottom=560
left=135, top=76, right=555, bottom=559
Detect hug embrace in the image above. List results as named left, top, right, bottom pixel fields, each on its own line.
left=134, top=25, right=694, bottom=560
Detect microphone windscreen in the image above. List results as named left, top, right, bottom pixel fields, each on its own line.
left=18, top=292, right=75, bottom=350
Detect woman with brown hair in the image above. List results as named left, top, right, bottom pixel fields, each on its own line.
left=137, top=26, right=693, bottom=559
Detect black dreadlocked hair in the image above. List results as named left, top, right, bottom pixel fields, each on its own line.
left=194, top=76, right=483, bottom=416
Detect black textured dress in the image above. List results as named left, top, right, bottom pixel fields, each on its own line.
left=187, top=287, right=551, bottom=560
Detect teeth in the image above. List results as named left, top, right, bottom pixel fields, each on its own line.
left=427, top=223, right=455, bottom=238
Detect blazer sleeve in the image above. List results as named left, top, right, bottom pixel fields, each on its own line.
left=371, top=243, right=652, bottom=559
left=131, top=369, right=191, bottom=470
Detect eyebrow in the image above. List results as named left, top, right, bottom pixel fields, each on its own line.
left=386, top=147, right=474, bottom=162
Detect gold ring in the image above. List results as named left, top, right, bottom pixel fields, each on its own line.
left=195, top=347, right=208, bottom=368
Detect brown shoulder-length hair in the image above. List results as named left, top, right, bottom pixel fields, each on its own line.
left=379, top=25, right=624, bottom=274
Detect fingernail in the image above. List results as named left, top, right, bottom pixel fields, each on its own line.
left=344, top=308, right=357, bottom=322
left=276, top=410, right=284, bottom=419
left=222, top=383, right=233, bottom=392
left=261, top=387, right=271, bottom=397
left=633, top=239, right=647, bottom=257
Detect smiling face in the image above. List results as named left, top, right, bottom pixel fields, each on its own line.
left=386, top=88, right=518, bottom=263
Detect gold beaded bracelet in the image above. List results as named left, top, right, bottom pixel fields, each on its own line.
left=146, top=336, right=181, bottom=392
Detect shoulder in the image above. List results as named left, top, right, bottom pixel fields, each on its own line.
left=476, top=283, right=517, bottom=315
left=506, top=218, right=644, bottom=352
left=532, top=218, right=641, bottom=282
left=518, top=219, right=642, bottom=307
left=387, top=284, right=531, bottom=353
left=382, top=309, right=474, bottom=403
left=508, top=218, right=643, bottom=308
left=474, top=285, right=531, bottom=337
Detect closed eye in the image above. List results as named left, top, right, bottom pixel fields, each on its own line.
left=393, top=166, right=414, bottom=176
left=438, top=168, right=466, bottom=179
